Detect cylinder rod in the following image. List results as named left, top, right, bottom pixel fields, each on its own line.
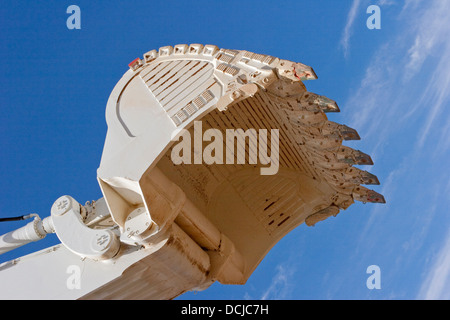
left=0, top=216, right=54, bottom=255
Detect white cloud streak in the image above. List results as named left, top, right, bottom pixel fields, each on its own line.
left=339, top=0, right=450, bottom=299
left=260, top=264, right=295, bottom=300
left=405, top=1, right=450, bottom=149
left=340, top=0, right=361, bottom=58
left=416, top=230, right=450, bottom=300
left=343, top=0, right=450, bottom=157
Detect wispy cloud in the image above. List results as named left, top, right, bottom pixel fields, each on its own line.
left=416, top=229, right=450, bottom=300
left=405, top=1, right=450, bottom=149
left=340, top=0, right=361, bottom=58
left=403, top=1, right=450, bottom=78
left=343, top=0, right=450, bottom=157
left=337, top=0, right=450, bottom=299
left=260, top=264, right=295, bottom=300
left=416, top=54, right=450, bottom=149
left=345, top=42, right=395, bottom=143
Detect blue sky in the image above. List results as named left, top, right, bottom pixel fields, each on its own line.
left=1, top=0, right=449, bottom=300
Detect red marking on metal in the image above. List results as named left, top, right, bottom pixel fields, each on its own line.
left=293, top=67, right=302, bottom=81
left=128, top=58, right=141, bottom=68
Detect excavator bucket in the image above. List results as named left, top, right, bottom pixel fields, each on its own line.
left=0, top=44, right=384, bottom=300
left=87, top=44, right=384, bottom=299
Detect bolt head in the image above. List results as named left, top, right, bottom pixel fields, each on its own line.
left=51, top=196, right=72, bottom=216
left=91, top=233, right=111, bottom=252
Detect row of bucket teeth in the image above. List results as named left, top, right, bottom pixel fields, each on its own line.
left=238, top=50, right=384, bottom=204
left=270, top=60, right=384, bottom=204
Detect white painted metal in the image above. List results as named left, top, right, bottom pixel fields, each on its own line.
left=50, top=195, right=120, bottom=260
left=0, top=215, right=54, bottom=255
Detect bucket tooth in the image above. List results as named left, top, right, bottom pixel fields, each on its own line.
left=360, top=171, right=380, bottom=185
left=344, top=168, right=380, bottom=185
left=293, top=62, right=318, bottom=81
left=353, top=187, right=386, bottom=204
left=297, top=92, right=340, bottom=113
left=335, top=124, right=360, bottom=140
left=316, top=95, right=339, bottom=113
left=339, top=125, right=360, bottom=141
left=321, top=122, right=360, bottom=141
left=336, top=146, right=373, bottom=165
left=322, top=122, right=359, bottom=138
left=275, top=60, right=317, bottom=82
left=352, top=150, right=374, bottom=166
left=357, top=171, right=380, bottom=185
